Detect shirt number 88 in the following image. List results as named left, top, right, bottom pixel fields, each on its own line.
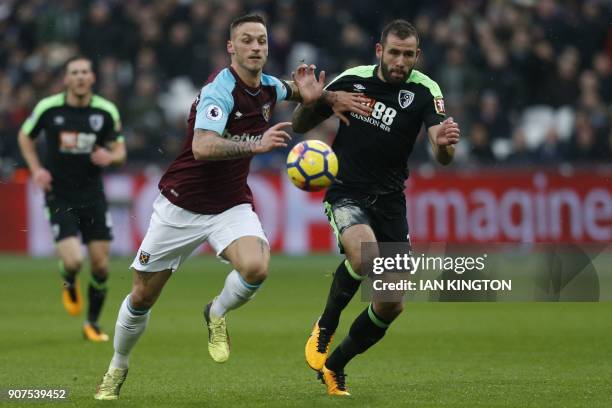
left=371, top=102, right=397, bottom=126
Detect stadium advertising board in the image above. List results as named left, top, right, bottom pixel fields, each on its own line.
left=0, top=168, right=609, bottom=255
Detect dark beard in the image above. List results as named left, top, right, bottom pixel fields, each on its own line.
left=380, top=62, right=410, bottom=84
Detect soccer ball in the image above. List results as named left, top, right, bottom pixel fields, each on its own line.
left=286, top=140, right=338, bottom=191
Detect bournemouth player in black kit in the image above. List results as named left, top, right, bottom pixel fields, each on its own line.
left=294, top=20, right=461, bottom=396
left=18, top=56, right=126, bottom=342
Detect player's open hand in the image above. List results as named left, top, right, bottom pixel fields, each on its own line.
left=90, top=147, right=114, bottom=167
left=33, top=167, right=52, bottom=192
left=437, top=117, right=461, bottom=146
left=326, top=91, right=373, bottom=126
left=292, top=64, right=325, bottom=106
left=255, top=122, right=292, bottom=154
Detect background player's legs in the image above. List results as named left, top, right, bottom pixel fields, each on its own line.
left=87, top=240, right=110, bottom=326
left=210, top=236, right=269, bottom=318
left=326, top=301, right=403, bottom=373
left=110, top=269, right=172, bottom=370
left=57, top=237, right=85, bottom=315
left=319, top=224, right=375, bottom=332
left=57, top=236, right=84, bottom=280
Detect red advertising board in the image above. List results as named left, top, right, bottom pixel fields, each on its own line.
left=0, top=168, right=610, bottom=255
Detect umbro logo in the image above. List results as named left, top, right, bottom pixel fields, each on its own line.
left=54, top=116, right=65, bottom=125
left=353, top=84, right=366, bottom=91
left=235, top=111, right=243, bottom=119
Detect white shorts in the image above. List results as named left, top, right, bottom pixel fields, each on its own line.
left=131, top=194, right=268, bottom=272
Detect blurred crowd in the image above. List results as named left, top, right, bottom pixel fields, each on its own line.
left=1, top=0, right=611, bottom=178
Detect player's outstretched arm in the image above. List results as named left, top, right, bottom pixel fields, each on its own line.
left=292, top=103, right=329, bottom=134
left=17, top=129, right=52, bottom=191
left=427, top=117, right=461, bottom=165
left=293, top=91, right=372, bottom=133
left=192, top=122, right=292, bottom=161
left=289, top=64, right=372, bottom=133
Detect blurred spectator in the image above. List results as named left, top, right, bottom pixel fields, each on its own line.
left=566, top=111, right=607, bottom=162
left=533, top=47, right=580, bottom=108
left=476, top=91, right=512, bottom=139
left=79, top=2, right=118, bottom=65
left=505, top=128, right=534, bottom=166
left=469, top=123, right=496, bottom=164
left=159, top=22, right=194, bottom=79
left=592, top=53, right=612, bottom=104
left=535, top=127, right=565, bottom=164
left=125, top=74, right=167, bottom=161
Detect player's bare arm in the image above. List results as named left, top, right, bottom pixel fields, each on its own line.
left=292, top=91, right=372, bottom=133
left=427, top=117, right=460, bottom=166
left=17, top=129, right=52, bottom=191
left=192, top=122, right=292, bottom=161
left=91, top=140, right=127, bottom=167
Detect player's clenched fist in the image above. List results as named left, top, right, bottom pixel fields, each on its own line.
left=254, top=121, right=293, bottom=153
left=91, top=147, right=114, bottom=167
left=437, top=117, right=461, bottom=146
left=32, top=167, right=53, bottom=192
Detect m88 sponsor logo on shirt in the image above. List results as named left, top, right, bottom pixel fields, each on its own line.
left=59, top=131, right=97, bottom=154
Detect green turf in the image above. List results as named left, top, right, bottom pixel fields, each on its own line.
left=0, top=255, right=611, bottom=407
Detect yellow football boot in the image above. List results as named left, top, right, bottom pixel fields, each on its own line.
left=204, top=302, right=230, bottom=363
left=83, top=322, right=109, bottom=342
left=305, top=319, right=334, bottom=371
left=319, top=366, right=350, bottom=396
left=94, top=367, right=128, bottom=400
left=62, top=279, right=82, bottom=316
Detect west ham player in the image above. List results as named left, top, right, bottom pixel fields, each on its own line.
left=293, top=20, right=461, bottom=396
left=18, top=56, right=126, bottom=342
left=94, top=14, right=368, bottom=400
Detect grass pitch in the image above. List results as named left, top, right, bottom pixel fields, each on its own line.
left=0, top=255, right=611, bottom=407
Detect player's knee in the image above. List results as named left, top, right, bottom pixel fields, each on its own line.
left=91, top=266, right=108, bottom=279
left=90, top=257, right=108, bottom=277
left=129, top=292, right=153, bottom=310
left=237, top=257, right=269, bottom=284
left=129, top=287, right=157, bottom=310
left=345, top=254, right=363, bottom=276
left=63, top=256, right=84, bottom=273
left=344, top=242, right=372, bottom=276
left=374, top=302, right=404, bottom=321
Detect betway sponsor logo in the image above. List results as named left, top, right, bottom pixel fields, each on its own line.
left=409, top=174, right=611, bottom=242
left=223, top=130, right=263, bottom=143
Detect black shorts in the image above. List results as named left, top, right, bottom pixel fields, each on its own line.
left=44, top=193, right=113, bottom=243
left=324, top=188, right=409, bottom=252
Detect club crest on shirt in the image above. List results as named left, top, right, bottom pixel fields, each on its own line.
left=89, top=114, right=104, bottom=131
left=434, top=97, right=446, bottom=115
left=398, top=90, right=414, bottom=109
left=262, top=103, right=271, bottom=122
left=139, top=250, right=150, bottom=265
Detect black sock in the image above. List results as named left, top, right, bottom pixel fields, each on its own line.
left=60, top=262, right=77, bottom=286
left=318, top=260, right=363, bottom=333
left=60, top=263, right=79, bottom=302
left=88, top=273, right=108, bottom=323
left=325, top=304, right=390, bottom=372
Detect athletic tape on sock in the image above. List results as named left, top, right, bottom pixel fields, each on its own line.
left=367, top=303, right=390, bottom=329
left=345, top=259, right=365, bottom=281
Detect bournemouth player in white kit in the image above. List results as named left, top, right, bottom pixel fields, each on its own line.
left=94, top=14, right=370, bottom=400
